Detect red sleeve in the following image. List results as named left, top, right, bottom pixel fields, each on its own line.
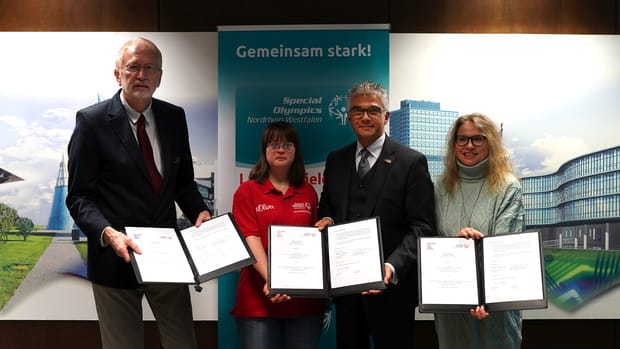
left=232, top=181, right=260, bottom=238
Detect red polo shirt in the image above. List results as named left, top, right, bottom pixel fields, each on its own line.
left=231, top=179, right=326, bottom=318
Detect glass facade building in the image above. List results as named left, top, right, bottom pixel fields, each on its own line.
left=389, top=100, right=458, bottom=179
left=522, top=146, right=620, bottom=249
left=384, top=99, right=619, bottom=250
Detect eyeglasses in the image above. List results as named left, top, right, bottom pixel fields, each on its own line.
left=267, top=142, right=295, bottom=152
left=348, top=106, right=386, bottom=119
left=455, top=135, right=487, bottom=147
left=124, top=64, right=161, bottom=75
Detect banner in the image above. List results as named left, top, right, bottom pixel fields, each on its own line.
left=217, top=24, right=389, bottom=349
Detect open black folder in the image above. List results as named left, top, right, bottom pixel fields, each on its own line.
left=267, top=217, right=386, bottom=298
left=126, top=213, right=255, bottom=287
left=417, top=231, right=547, bottom=313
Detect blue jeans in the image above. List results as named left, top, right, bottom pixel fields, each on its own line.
left=236, top=315, right=323, bottom=349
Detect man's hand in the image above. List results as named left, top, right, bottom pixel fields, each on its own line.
left=102, top=226, right=141, bottom=263
left=194, top=210, right=212, bottom=227
left=314, top=217, right=333, bottom=231
left=362, top=264, right=392, bottom=295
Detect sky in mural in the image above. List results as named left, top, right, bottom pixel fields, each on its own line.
left=391, top=34, right=619, bottom=177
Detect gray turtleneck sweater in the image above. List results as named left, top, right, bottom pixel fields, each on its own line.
left=434, top=158, right=524, bottom=238
left=432, top=157, right=525, bottom=349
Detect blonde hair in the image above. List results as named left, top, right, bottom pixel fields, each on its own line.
left=442, top=113, right=515, bottom=194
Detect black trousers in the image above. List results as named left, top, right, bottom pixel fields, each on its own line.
left=334, top=284, right=416, bottom=349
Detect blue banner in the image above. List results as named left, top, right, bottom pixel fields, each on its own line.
left=218, top=24, right=389, bottom=349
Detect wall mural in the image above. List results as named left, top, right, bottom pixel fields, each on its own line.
left=0, top=32, right=218, bottom=320
left=391, top=34, right=620, bottom=319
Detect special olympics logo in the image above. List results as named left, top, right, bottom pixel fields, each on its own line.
left=327, top=94, right=349, bottom=126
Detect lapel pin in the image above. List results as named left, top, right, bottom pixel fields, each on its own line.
left=384, top=159, right=392, bottom=164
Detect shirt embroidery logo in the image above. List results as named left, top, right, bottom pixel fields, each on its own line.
left=255, top=203, right=275, bottom=212
left=292, top=202, right=312, bottom=214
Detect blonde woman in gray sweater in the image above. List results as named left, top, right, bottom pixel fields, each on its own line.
left=433, top=113, right=524, bottom=349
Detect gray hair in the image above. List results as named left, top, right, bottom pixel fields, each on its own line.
left=115, top=37, right=162, bottom=70
left=347, top=81, right=389, bottom=108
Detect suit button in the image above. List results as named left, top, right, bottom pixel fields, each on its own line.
left=358, top=184, right=364, bottom=188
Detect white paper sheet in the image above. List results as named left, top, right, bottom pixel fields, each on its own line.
left=483, top=231, right=545, bottom=303
left=126, top=227, right=195, bottom=283
left=180, top=214, right=252, bottom=276
left=419, top=237, right=480, bottom=305
left=327, top=219, right=383, bottom=289
left=269, top=225, right=324, bottom=290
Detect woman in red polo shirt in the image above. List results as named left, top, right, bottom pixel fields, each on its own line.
left=231, top=121, right=327, bottom=349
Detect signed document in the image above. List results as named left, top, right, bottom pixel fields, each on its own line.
left=127, top=213, right=255, bottom=286
left=418, top=231, right=547, bottom=313
left=268, top=217, right=385, bottom=297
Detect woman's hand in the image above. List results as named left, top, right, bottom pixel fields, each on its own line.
left=263, top=283, right=291, bottom=303
left=470, top=305, right=489, bottom=320
left=458, top=227, right=485, bottom=239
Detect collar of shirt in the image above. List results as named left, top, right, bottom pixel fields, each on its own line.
left=120, top=93, right=154, bottom=125
left=120, top=92, right=162, bottom=174
left=260, top=179, right=299, bottom=197
left=356, top=133, right=385, bottom=169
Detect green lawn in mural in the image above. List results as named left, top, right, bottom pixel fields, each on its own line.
left=74, top=240, right=87, bottom=264
left=0, top=235, right=52, bottom=309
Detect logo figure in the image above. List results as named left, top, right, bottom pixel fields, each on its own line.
left=328, top=94, right=348, bottom=126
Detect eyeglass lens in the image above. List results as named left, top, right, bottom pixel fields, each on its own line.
left=456, top=135, right=486, bottom=146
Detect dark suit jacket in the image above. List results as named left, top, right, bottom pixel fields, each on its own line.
left=318, top=136, right=436, bottom=291
left=66, top=90, right=208, bottom=289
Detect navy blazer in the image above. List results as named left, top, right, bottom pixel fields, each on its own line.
left=318, top=136, right=436, bottom=287
left=66, top=90, right=208, bottom=288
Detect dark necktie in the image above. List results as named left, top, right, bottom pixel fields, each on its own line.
left=358, top=148, right=370, bottom=178
left=137, top=114, right=162, bottom=197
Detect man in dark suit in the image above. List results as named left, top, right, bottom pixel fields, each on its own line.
left=66, top=37, right=211, bottom=349
left=315, top=81, right=436, bottom=349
